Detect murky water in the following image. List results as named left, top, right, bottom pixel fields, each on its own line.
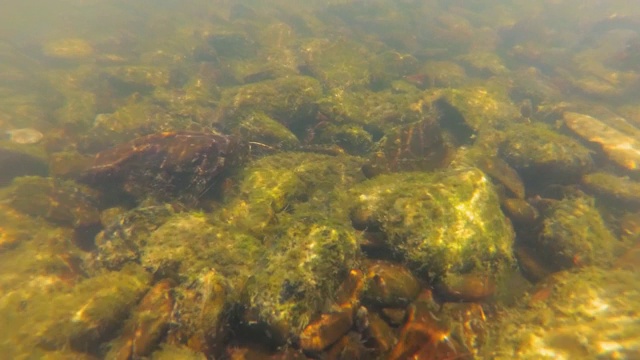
left=1, top=0, right=639, bottom=359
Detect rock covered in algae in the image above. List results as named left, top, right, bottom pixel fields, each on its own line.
left=350, top=168, right=515, bottom=281
left=0, top=262, right=150, bottom=356
left=219, top=75, right=322, bottom=128
left=42, top=38, right=94, bottom=61
left=220, top=152, right=366, bottom=237
left=81, top=98, right=191, bottom=153
left=582, top=171, right=640, bottom=207
left=140, top=212, right=263, bottom=285
left=537, top=196, right=616, bottom=270
left=2, top=176, right=101, bottom=229
left=363, top=117, right=453, bottom=176
left=165, top=269, right=230, bottom=356
left=564, top=111, right=640, bottom=173
left=107, top=279, right=175, bottom=359
left=95, top=203, right=179, bottom=270
left=484, top=267, right=640, bottom=359
left=150, top=344, right=206, bottom=360
left=299, top=37, right=375, bottom=90
left=500, top=122, right=593, bottom=186
left=241, top=217, right=360, bottom=344
left=225, top=111, right=300, bottom=151
left=425, top=84, right=521, bottom=131
left=0, top=147, right=48, bottom=186
left=317, top=88, right=424, bottom=135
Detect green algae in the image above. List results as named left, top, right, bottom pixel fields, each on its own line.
left=539, top=196, right=616, bottom=270
left=350, top=168, right=515, bottom=281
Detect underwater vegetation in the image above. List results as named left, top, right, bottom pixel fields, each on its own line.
left=1, top=0, right=640, bottom=359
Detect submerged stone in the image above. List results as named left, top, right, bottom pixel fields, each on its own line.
left=485, top=267, right=640, bottom=359
left=241, top=218, right=360, bottom=343
left=0, top=147, right=48, bottom=186
left=4, top=128, right=43, bottom=144
left=582, top=172, right=640, bottom=207
left=500, top=122, right=593, bottom=186
left=350, top=168, right=515, bottom=282
left=537, top=196, right=616, bottom=270
left=3, top=176, right=101, bottom=230
left=564, top=111, right=640, bottom=173
left=81, top=131, right=247, bottom=203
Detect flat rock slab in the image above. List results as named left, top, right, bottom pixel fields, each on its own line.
left=564, top=112, right=640, bottom=172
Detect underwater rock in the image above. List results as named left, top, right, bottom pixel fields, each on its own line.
left=220, top=75, right=322, bottom=129
left=150, top=344, right=206, bottom=360
left=81, top=131, right=247, bottom=203
left=473, top=155, right=526, bottom=199
left=427, top=84, right=521, bottom=131
left=389, top=290, right=464, bottom=360
left=362, top=260, right=421, bottom=308
left=107, top=279, right=175, bottom=359
left=501, top=198, right=539, bottom=225
left=537, top=196, right=616, bottom=270
left=3, top=176, right=101, bottom=230
left=434, top=272, right=497, bottom=303
left=42, top=38, right=94, bottom=61
left=316, top=87, right=424, bottom=136
left=241, top=218, right=360, bottom=345
left=350, top=168, right=515, bottom=282
left=0, top=263, right=150, bottom=354
left=95, top=203, right=178, bottom=270
left=500, top=122, right=593, bottom=186
left=165, top=269, right=229, bottom=356
left=226, top=111, right=300, bottom=152
left=363, top=117, right=453, bottom=176
left=582, top=172, right=640, bottom=207
left=564, top=111, right=640, bottom=173
left=485, top=267, right=640, bottom=359
left=299, top=38, right=374, bottom=91
left=140, top=213, right=262, bottom=285
left=0, top=147, right=48, bottom=186
left=299, top=305, right=354, bottom=352
left=220, top=152, right=366, bottom=237
left=4, top=128, right=43, bottom=144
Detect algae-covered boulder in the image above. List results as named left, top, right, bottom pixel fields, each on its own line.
left=484, top=267, right=640, bottom=359
left=317, top=88, right=423, bottom=135
left=241, top=217, right=360, bottom=343
left=95, top=204, right=179, bottom=270
left=0, top=147, right=48, bottom=186
left=0, top=262, right=150, bottom=355
left=537, top=196, right=616, bottom=270
left=219, top=75, right=322, bottom=128
left=220, top=152, right=366, bottom=237
left=350, top=168, right=515, bottom=281
left=223, top=111, right=300, bottom=151
left=299, top=38, right=374, bottom=90
left=426, top=84, right=521, bottom=131
left=141, top=212, right=263, bottom=286
left=500, top=122, right=593, bottom=186
left=582, top=171, right=640, bottom=207
left=2, top=176, right=101, bottom=230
